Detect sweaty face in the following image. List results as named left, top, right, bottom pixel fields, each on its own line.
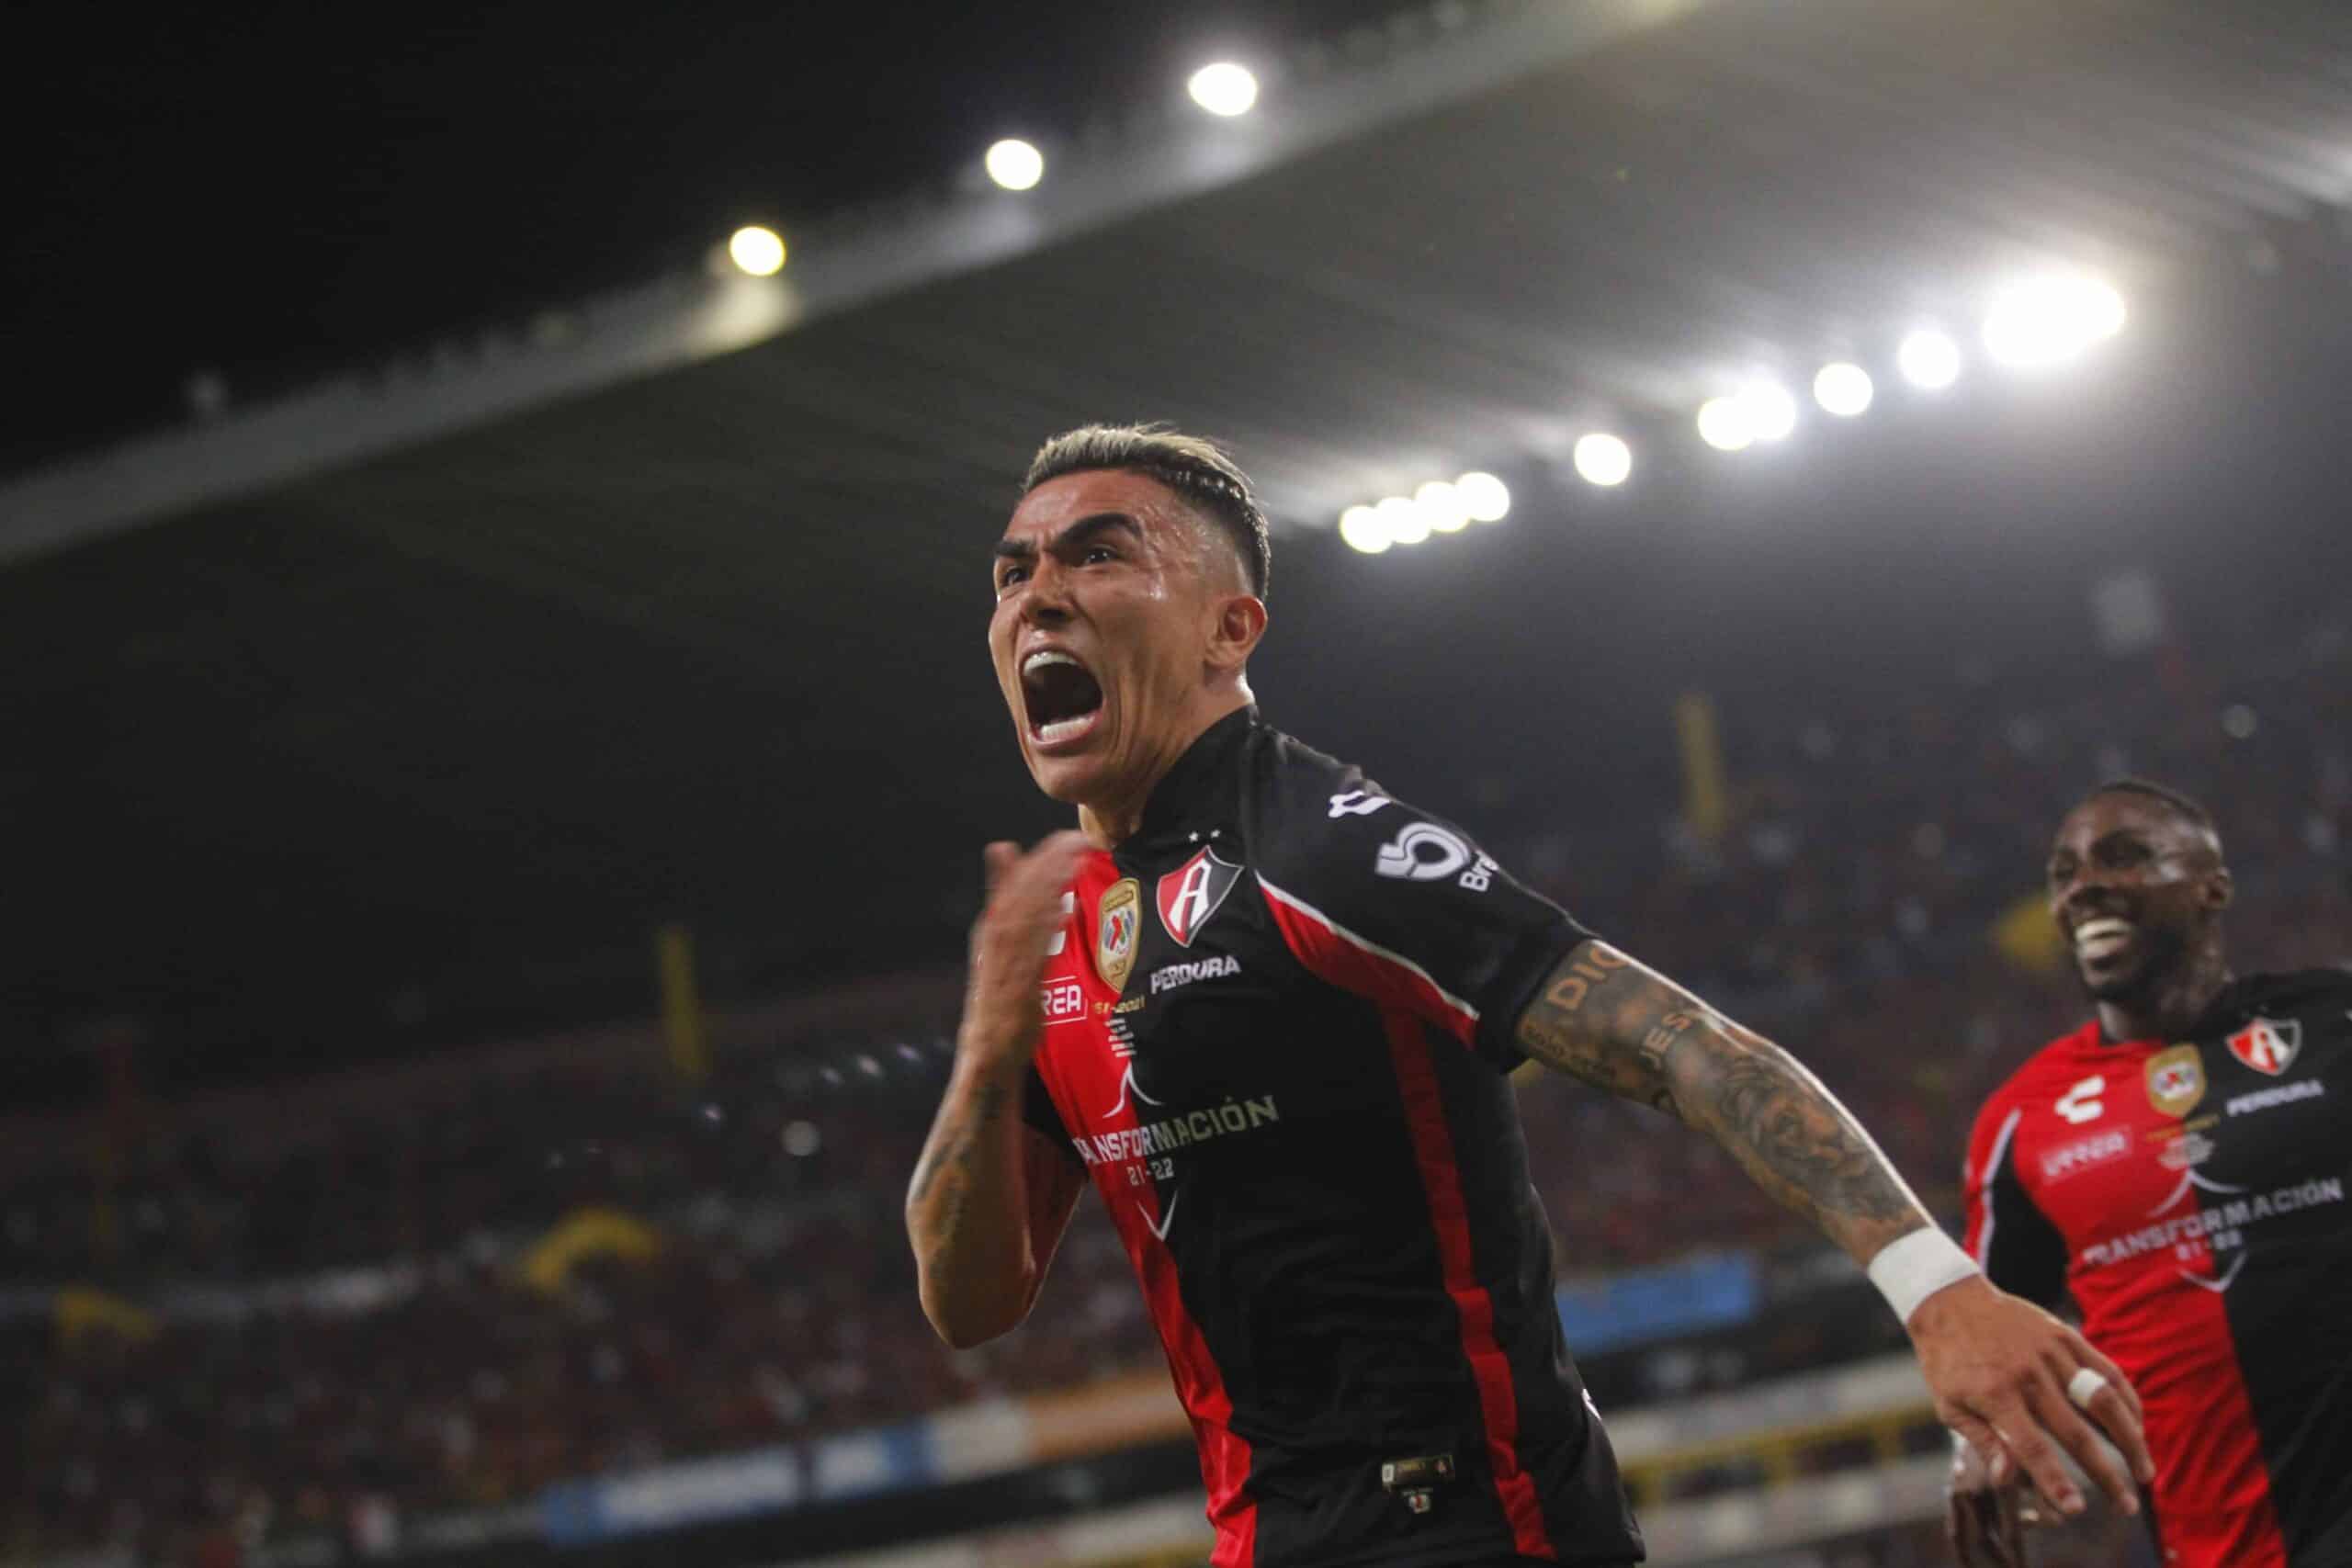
left=989, top=471, right=1228, bottom=807
left=2045, top=794, right=2224, bottom=1005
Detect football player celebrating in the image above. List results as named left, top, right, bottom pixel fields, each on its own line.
left=1953, top=781, right=2352, bottom=1566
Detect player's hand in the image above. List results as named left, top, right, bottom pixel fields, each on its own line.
left=1945, top=1433, right=2032, bottom=1566
left=1907, top=1276, right=2155, bottom=1522
left=958, top=832, right=1088, bottom=1069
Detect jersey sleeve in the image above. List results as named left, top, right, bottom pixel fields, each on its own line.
left=1023, top=1066, right=1081, bottom=1167
left=1249, top=743, right=1590, bottom=1072
left=1961, top=1081, right=2070, bottom=1309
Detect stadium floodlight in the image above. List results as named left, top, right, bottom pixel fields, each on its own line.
left=1696, top=396, right=1755, bottom=451
left=985, top=139, right=1045, bottom=191
left=727, top=225, right=786, bottom=277
left=1414, top=479, right=1470, bottom=533
left=1742, top=384, right=1798, bottom=442
left=1983, top=275, right=2128, bottom=368
left=1813, top=362, right=1873, bottom=417
left=1572, top=433, right=1633, bottom=487
left=1455, top=471, right=1510, bottom=522
left=1897, top=329, right=1961, bottom=389
left=1188, top=62, right=1260, bottom=117
left=1338, top=504, right=1391, bottom=554
left=1376, top=495, right=1430, bottom=545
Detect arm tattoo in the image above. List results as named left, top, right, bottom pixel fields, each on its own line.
left=1516, top=942, right=1927, bottom=1261
left=910, top=1077, right=1007, bottom=1279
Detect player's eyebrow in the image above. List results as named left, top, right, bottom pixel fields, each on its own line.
left=991, top=512, right=1142, bottom=567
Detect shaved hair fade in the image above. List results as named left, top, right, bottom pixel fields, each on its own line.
left=1023, top=423, right=1272, bottom=599
left=2084, top=777, right=2222, bottom=847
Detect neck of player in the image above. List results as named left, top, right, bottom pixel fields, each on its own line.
left=1075, top=688, right=1252, bottom=850
left=2098, top=935, right=2233, bottom=1044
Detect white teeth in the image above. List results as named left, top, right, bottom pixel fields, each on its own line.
left=2075, top=918, right=2134, bottom=959
left=1023, top=649, right=1079, bottom=678
left=1036, top=715, right=1095, bottom=743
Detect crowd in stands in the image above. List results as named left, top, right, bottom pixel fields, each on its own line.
left=6, top=608, right=2345, bottom=1564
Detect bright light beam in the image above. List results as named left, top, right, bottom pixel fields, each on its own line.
left=1813, top=362, right=1873, bottom=416
left=1743, top=384, right=1798, bottom=442
left=1572, top=433, right=1632, bottom=487
left=1338, top=505, right=1390, bottom=554
left=727, top=226, right=786, bottom=277
left=1188, top=62, right=1259, bottom=117
left=1414, top=480, right=1470, bottom=532
left=1455, top=472, right=1510, bottom=522
left=1376, top=495, right=1430, bottom=545
left=984, top=139, right=1045, bottom=191
left=1696, top=397, right=1754, bottom=452
left=1897, top=330, right=1961, bottom=389
left=1983, top=276, right=2128, bottom=368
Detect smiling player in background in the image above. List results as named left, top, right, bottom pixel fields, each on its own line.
left=1951, top=782, right=2352, bottom=1567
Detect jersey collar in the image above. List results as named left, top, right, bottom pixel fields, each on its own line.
left=1134, top=705, right=1258, bottom=847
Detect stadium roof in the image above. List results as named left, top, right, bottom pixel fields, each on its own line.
left=6, top=0, right=2349, bottom=1088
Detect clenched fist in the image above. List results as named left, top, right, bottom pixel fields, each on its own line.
left=958, top=832, right=1088, bottom=1071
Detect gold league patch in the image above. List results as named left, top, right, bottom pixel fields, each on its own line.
left=1095, top=877, right=1141, bottom=995
left=2144, top=1044, right=2207, bottom=1119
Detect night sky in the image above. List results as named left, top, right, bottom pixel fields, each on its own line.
left=6, top=0, right=1396, bottom=472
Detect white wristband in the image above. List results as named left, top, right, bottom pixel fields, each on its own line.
left=1867, top=1226, right=1981, bottom=1325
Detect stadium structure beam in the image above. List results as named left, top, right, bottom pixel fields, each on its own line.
left=0, top=0, right=1720, bottom=569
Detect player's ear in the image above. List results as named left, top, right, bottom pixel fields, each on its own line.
left=1205, top=591, right=1267, bottom=673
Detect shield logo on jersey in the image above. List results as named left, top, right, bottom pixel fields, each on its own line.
left=2225, top=1017, right=2301, bottom=1077
left=2143, top=1044, right=2207, bottom=1118
left=1095, top=878, right=1140, bottom=994
left=1157, top=848, right=1243, bottom=948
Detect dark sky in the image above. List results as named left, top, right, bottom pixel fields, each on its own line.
left=5, top=0, right=1395, bottom=473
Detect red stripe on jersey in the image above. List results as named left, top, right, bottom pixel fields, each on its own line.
left=1258, top=876, right=1479, bottom=1048
left=1077, top=1021, right=1259, bottom=1562
left=2083, top=1245, right=2288, bottom=1568
left=1129, top=1200, right=1260, bottom=1566
left=1383, top=1008, right=1558, bottom=1561
left=2117, top=1269, right=2277, bottom=1561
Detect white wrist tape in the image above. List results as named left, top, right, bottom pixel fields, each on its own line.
left=1868, top=1226, right=1981, bottom=1324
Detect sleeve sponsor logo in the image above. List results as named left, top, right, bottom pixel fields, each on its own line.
left=2054, top=1074, right=2106, bottom=1125
left=1155, top=848, right=1243, bottom=946
left=2143, top=1044, right=2206, bottom=1118
left=1374, top=821, right=1494, bottom=888
left=2225, top=1016, right=2301, bottom=1076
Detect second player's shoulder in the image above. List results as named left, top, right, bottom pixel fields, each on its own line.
left=2226, top=966, right=2352, bottom=1025
left=1973, top=1022, right=2110, bottom=1150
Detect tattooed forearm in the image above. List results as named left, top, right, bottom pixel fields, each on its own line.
left=1517, top=942, right=1929, bottom=1263
left=907, top=1057, right=1092, bottom=1348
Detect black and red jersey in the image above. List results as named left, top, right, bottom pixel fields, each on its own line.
left=1023, top=708, right=1642, bottom=1568
left=1962, top=969, right=2352, bottom=1567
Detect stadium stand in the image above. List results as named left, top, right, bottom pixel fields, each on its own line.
left=6, top=608, right=2344, bottom=1566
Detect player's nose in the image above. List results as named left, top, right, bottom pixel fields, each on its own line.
left=1019, top=558, right=1075, bottom=625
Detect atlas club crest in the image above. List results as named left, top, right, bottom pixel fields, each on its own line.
left=2225, top=1017, right=2301, bottom=1077
left=1157, top=848, right=1243, bottom=947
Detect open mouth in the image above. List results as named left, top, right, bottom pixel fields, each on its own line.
left=2073, top=916, right=2135, bottom=964
left=1021, top=649, right=1104, bottom=749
